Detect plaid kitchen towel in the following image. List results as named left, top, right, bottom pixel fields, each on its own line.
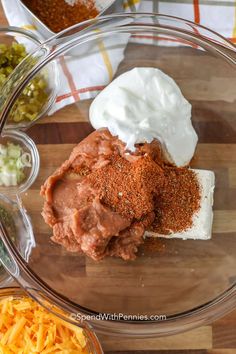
left=1, top=0, right=236, bottom=115
left=138, top=0, right=236, bottom=43
left=1, top=0, right=141, bottom=113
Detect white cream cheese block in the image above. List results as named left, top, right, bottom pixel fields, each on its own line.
left=145, top=169, right=215, bottom=240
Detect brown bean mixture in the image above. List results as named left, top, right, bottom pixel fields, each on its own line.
left=41, top=129, right=200, bottom=261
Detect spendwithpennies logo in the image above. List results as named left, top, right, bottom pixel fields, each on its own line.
left=69, top=313, right=167, bottom=321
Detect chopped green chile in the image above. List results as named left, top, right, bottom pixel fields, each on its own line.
left=0, top=42, right=48, bottom=123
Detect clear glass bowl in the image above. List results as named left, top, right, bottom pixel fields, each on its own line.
left=0, top=287, right=103, bottom=354
left=0, top=27, right=58, bottom=131
left=0, top=131, right=38, bottom=284
left=0, top=14, right=235, bottom=337
left=0, top=193, right=35, bottom=287
left=0, top=130, right=40, bottom=194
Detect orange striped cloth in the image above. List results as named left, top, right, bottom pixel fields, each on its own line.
left=1, top=0, right=140, bottom=112
left=138, top=0, right=236, bottom=43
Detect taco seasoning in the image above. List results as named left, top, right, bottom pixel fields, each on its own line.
left=22, top=0, right=98, bottom=33
left=150, top=167, right=201, bottom=235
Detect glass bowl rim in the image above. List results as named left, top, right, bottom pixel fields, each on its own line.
left=0, top=14, right=235, bottom=337
left=0, top=25, right=42, bottom=44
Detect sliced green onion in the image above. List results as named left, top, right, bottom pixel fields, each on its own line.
left=20, top=152, right=31, bottom=167
left=7, top=143, right=21, bottom=159
left=0, top=142, right=32, bottom=187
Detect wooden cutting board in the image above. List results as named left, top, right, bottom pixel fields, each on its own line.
left=1, top=3, right=236, bottom=353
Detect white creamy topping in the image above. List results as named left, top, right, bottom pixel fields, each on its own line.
left=90, top=67, right=198, bottom=167
left=145, top=169, right=215, bottom=240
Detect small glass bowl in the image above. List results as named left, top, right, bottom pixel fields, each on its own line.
left=0, top=27, right=58, bottom=131
left=0, top=194, right=35, bottom=287
left=0, top=287, right=103, bottom=353
left=0, top=130, right=39, bottom=195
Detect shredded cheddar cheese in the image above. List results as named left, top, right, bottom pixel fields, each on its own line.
left=0, top=296, right=89, bottom=354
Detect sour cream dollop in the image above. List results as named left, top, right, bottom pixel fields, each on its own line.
left=89, top=67, right=198, bottom=166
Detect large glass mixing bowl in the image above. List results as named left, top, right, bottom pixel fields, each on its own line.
left=0, top=14, right=235, bottom=337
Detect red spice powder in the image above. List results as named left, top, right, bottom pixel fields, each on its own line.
left=150, top=167, right=201, bottom=234
left=23, top=0, right=98, bottom=33
left=87, top=154, right=165, bottom=221
left=86, top=146, right=200, bottom=236
left=142, top=237, right=166, bottom=254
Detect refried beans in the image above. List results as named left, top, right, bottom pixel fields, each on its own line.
left=41, top=128, right=200, bottom=261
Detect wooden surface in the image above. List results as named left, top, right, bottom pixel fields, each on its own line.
left=1, top=3, right=236, bottom=354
